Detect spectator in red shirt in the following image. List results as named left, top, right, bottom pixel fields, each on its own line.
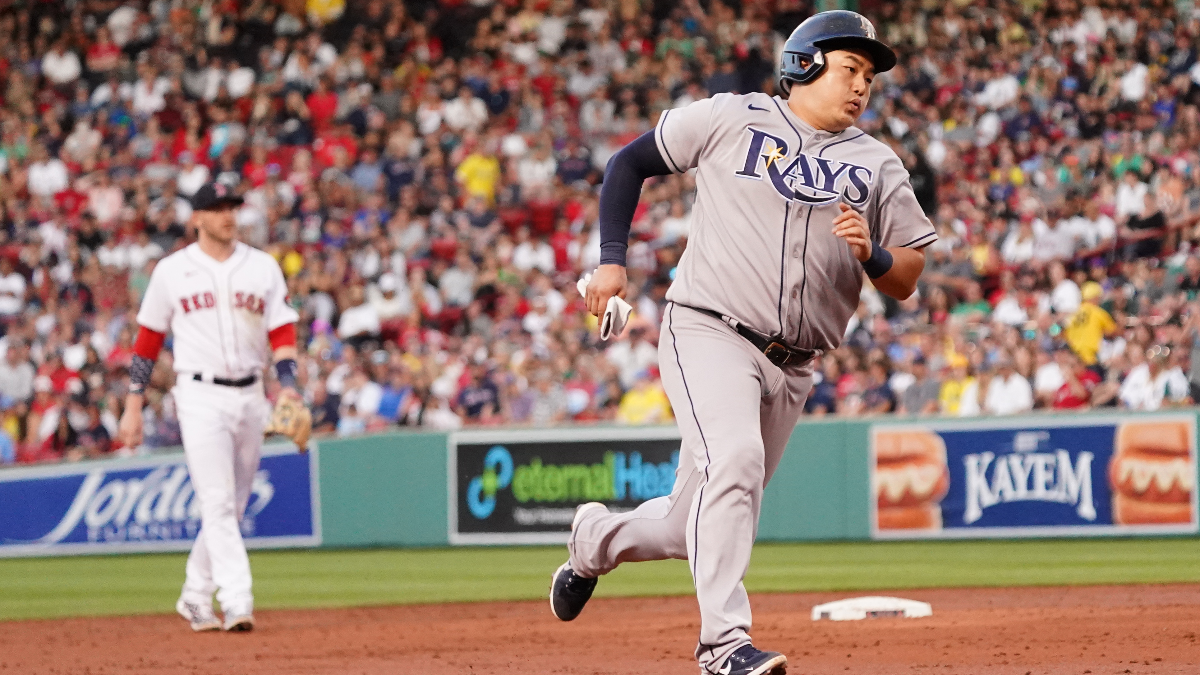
left=1053, top=349, right=1101, bottom=409
left=306, top=77, right=339, bottom=135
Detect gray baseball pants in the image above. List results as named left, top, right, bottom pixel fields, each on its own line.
left=569, top=303, right=813, bottom=674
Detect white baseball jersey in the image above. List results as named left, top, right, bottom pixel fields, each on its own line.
left=137, top=242, right=298, bottom=379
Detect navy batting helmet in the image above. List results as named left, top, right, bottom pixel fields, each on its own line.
left=778, top=10, right=897, bottom=95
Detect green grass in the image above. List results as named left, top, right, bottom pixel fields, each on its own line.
left=3, top=537, right=1200, bottom=621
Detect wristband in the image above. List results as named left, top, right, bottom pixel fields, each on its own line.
left=275, top=358, right=298, bottom=390
left=129, top=354, right=154, bottom=394
left=861, top=241, right=894, bottom=279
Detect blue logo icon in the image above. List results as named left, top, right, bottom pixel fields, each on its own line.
left=466, top=446, right=513, bottom=519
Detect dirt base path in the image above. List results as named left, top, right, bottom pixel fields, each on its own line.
left=4, top=584, right=1200, bottom=675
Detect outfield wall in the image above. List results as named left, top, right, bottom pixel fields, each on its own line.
left=0, top=410, right=1195, bottom=556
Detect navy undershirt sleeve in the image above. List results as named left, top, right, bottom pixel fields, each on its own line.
left=598, top=130, right=672, bottom=266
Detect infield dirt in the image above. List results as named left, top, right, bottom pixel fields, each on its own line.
left=3, top=584, right=1199, bottom=674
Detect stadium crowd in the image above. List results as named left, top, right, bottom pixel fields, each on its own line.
left=0, top=0, right=1199, bottom=463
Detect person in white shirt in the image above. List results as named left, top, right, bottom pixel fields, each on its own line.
left=1070, top=200, right=1117, bottom=252
left=984, top=355, right=1034, bottom=415
left=1033, top=349, right=1066, bottom=406
left=518, top=145, right=558, bottom=192
left=41, top=40, right=82, bottom=85
left=1032, top=215, right=1078, bottom=262
left=337, top=284, right=381, bottom=342
left=224, top=61, right=256, bottom=99
left=1001, top=218, right=1036, bottom=265
left=27, top=145, right=70, bottom=198
left=176, top=153, right=211, bottom=197
left=1048, top=261, right=1081, bottom=315
left=511, top=227, right=556, bottom=274
left=0, top=257, right=26, bottom=317
left=442, top=86, right=489, bottom=133
left=605, top=326, right=659, bottom=390
left=1115, top=171, right=1149, bottom=221
left=974, top=61, right=1020, bottom=110
left=106, top=3, right=139, bottom=47
left=1119, top=59, right=1149, bottom=102
left=366, top=272, right=412, bottom=320
left=1119, top=347, right=1191, bottom=411
left=131, top=66, right=172, bottom=118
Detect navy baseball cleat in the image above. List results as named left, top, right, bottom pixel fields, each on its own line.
left=550, top=502, right=606, bottom=621
left=549, top=562, right=597, bottom=621
left=717, top=645, right=787, bottom=675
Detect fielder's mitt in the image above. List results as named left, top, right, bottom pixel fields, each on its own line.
left=264, top=391, right=312, bottom=453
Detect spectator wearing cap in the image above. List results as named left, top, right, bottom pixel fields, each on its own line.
left=938, top=354, right=977, bottom=417
left=1064, top=282, right=1117, bottom=366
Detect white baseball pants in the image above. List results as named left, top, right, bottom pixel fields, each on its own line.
left=174, top=377, right=270, bottom=613
left=569, top=303, right=813, bottom=674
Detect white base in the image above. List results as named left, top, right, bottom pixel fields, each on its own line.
left=811, top=596, right=932, bottom=621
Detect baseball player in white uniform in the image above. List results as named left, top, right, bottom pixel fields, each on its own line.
left=551, top=11, right=935, bottom=675
left=118, top=182, right=301, bottom=632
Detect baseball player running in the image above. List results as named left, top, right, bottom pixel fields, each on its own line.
left=551, top=11, right=935, bottom=675
left=118, top=182, right=302, bottom=632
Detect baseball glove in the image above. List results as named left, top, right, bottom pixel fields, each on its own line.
left=264, top=390, right=312, bottom=453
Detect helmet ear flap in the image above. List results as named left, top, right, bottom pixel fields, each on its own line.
left=778, top=48, right=826, bottom=95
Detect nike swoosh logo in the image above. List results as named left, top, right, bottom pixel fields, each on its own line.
left=718, top=663, right=732, bottom=675
left=748, top=104, right=769, bottom=112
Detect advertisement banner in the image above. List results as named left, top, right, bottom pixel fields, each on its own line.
left=450, top=427, right=681, bottom=544
left=871, top=415, right=1198, bottom=539
left=0, top=444, right=320, bottom=557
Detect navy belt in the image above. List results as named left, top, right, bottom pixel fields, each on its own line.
left=680, top=305, right=818, bottom=368
left=192, top=373, right=258, bottom=387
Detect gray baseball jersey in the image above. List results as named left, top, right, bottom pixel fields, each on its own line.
left=654, top=91, right=936, bottom=351
left=567, top=92, right=936, bottom=674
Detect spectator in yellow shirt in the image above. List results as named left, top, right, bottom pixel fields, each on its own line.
left=938, top=354, right=978, bottom=416
left=1064, top=282, right=1116, bottom=365
left=455, top=140, right=501, bottom=205
left=616, top=370, right=673, bottom=424
left=307, top=0, right=344, bottom=25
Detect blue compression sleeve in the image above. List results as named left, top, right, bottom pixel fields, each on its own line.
left=598, top=130, right=672, bottom=266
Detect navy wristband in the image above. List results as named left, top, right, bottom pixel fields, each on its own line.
left=861, top=241, right=894, bottom=279
left=275, top=358, right=298, bottom=390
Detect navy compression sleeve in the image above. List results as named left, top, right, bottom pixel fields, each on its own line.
left=598, top=130, right=672, bottom=266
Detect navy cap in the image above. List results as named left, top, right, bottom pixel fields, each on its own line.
left=190, top=182, right=244, bottom=211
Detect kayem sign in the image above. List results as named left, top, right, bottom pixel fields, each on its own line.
left=871, top=415, right=1198, bottom=538
left=0, top=444, right=320, bottom=556
left=450, top=427, right=681, bottom=544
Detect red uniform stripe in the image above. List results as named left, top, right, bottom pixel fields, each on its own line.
left=132, top=327, right=166, bottom=359
left=268, top=323, right=297, bottom=350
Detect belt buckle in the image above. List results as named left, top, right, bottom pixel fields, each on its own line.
left=764, top=342, right=792, bottom=367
